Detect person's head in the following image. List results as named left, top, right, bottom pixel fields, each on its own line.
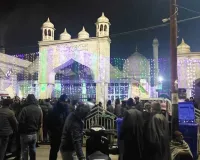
left=45, top=98, right=50, bottom=103
left=144, top=102, right=151, bottom=112
left=134, top=96, right=140, bottom=103
left=127, top=98, right=135, bottom=108
left=58, top=94, right=68, bottom=110
left=26, top=94, right=37, bottom=105
left=107, top=100, right=112, bottom=106
left=59, top=94, right=67, bottom=102
left=14, top=96, right=20, bottom=104
left=185, top=98, right=189, bottom=102
left=75, top=102, right=91, bottom=120
left=115, top=98, right=120, bottom=105
left=99, top=102, right=102, bottom=107
left=173, top=131, right=184, bottom=143
left=190, top=97, right=194, bottom=101
left=2, top=99, right=12, bottom=108
left=151, top=102, right=161, bottom=114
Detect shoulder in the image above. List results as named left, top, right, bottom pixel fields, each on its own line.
left=7, top=108, right=15, bottom=116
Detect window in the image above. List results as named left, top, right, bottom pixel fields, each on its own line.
left=108, top=83, right=129, bottom=100
left=104, top=25, right=107, bottom=32
left=100, top=25, right=103, bottom=31
left=44, top=29, right=47, bottom=36
left=48, top=29, right=51, bottom=36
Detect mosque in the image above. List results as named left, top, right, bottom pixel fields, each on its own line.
left=0, top=13, right=199, bottom=104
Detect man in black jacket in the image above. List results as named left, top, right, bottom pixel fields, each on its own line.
left=0, top=98, right=18, bottom=160
left=10, top=96, right=23, bottom=160
left=18, top=94, right=42, bottom=160
left=47, top=94, right=68, bottom=160
left=120, top=98, right=144, bottom=160
left=60, top=103, right=90, bottom=160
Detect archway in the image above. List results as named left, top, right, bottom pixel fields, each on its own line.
left=52, top=59, right=95, bottom=100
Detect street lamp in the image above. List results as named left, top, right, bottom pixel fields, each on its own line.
left=158, top=76, right=164, bottom=82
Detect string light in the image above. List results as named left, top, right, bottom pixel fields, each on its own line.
left=3, top=50, right=200, bottom=100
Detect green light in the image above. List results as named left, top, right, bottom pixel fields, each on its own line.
left=41, top=84, right=47, bottom=92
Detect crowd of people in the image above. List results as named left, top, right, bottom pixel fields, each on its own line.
left=0, top=94, right=194, bottom=160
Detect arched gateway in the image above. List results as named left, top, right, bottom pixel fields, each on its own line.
left=38, top=13, right=111, bottom=106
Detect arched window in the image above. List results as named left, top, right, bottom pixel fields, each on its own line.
left=104, top=25, right=107, bottom=32
left=48, top=29, right=51, bottom=36
left=44, top=29, right=47, bottom=36
left=100, top=25, right=103, bottom=31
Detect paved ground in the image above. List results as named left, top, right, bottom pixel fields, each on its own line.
left=36, top=145, right=118, bottom=160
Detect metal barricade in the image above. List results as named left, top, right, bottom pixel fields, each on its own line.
left=84, top=106, right=117, bottom=146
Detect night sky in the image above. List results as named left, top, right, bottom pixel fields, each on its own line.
left=0, top=0, right=200, bottom=58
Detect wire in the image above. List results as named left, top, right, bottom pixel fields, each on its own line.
left=5, top=15, right=200, bottom=50
left=111, top=15, right=200, bottom=38
left=176, top=4, right=200, bottom=15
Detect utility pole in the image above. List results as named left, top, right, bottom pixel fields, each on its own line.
left=170, top=0, right=179, bottom=132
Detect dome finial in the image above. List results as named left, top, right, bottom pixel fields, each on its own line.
left=64, top=28, right=67, bottom=32
left=82, top=26, right=85, bottom=31
left=102, top=12, right=105, bottom=16
left=47, top=17, right=50, bottom=22
left=136, top=45, right=138, bottom=52
left=182, top=38, right=185, bottom=43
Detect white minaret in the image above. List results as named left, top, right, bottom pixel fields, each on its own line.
left=96, top=12, right=111, bottom=37
left=41, top=18, right=55, bottom=41
left=153, top=38, right=159, bottom=88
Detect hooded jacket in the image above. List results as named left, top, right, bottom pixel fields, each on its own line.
left=60, top=104, right=90, bottom=160
left=18, top=94, right=42, bottom=134
left=47, top=99, right=68, bottom=137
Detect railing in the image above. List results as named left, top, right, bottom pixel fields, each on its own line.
left=85, top=106, right=116, bottom=132
left=84, top=106, right=117, bottom=146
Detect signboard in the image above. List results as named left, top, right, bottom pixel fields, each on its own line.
left=178, top=88, right=187, bottom=99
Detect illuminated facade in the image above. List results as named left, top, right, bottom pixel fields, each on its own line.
left=0, top=13, right=163, bottom=102
left=177, top=39, right=200, bottom=100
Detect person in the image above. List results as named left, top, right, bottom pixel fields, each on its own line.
left=67, top=99, right=75, bottom=114
left=170, top=131, right=193, bottom=160
left=190, top=97, right=198, bottom=109
left=120, top=98, right=144, bottom=160
left=98, top=102, right=103, bottom=108
left=40, top=99, right=52, bottom=143
left=9, top=96, right=23, bottom=160
left=144, top=102, right=171, bottom=160
left=114, top=98, right=121, bottom=117
left=107, top=100, right=114, bottom=113
left=143, top=102, right=151, bottom=123
left=60, top=102, right=91, bottom=160
left=18, top=94, right=42, bottom=160
left=36, top=102, right=43, bottom=147
left=0, top=99, right=18, bottom=160
left=134, top=96, right=143, bottom=111
left=47, top=94, right=68, bottom=160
